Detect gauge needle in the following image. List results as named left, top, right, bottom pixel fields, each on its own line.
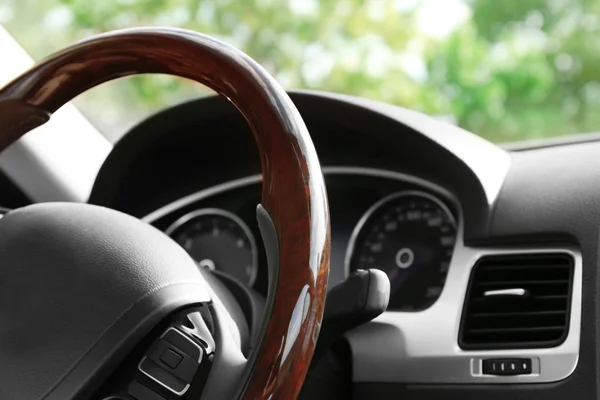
left=388, top=267, right=399, bottom=282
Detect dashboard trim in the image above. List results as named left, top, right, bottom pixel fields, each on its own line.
left=142, top=174, right=261, bottom=224
left=347, top=246, right=581, bottom=384
left=142, top=166, right=459, bottom=224
left=142, top=166, right=581, bottom=385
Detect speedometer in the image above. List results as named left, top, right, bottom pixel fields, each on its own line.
left=345, top=191, right=457, bottom=311
left=166, top=208, right=258, bottom=286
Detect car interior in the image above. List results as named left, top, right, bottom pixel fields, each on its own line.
left=0, top=2, right=597, bottom=400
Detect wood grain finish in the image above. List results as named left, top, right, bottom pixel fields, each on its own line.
left=0, top=28, right=330, bottom=400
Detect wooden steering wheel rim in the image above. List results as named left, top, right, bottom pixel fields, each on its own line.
left=0, top=27, right=330, bottom=400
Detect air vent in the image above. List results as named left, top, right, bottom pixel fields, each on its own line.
left=459, top=253, right=574, bottom=350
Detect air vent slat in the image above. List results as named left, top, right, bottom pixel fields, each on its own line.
left=484, top=264, right=569, bottom=271
left=475, top=280, right=569, bottom=286
left=465, top=326, right=564, bottom=334
left=470, top=310, right=565, bottom=317
left=459, top=253, right=574, bottom=350
left=471, top=294, right=568, bottom=302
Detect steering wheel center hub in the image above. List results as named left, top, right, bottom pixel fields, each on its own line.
left=0, top=203, right=211, bottom=399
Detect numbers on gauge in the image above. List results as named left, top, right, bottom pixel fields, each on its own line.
left=346, top=191, right=457, bottom=311
left=165, top=208, right=258, bottom=286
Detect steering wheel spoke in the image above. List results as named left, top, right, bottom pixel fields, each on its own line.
left=98, top=307, right=216, bottom=400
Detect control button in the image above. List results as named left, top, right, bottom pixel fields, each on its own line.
left=146, top=338, right=201, bottom=381
left=138, top=328, right=204, bottom=395
left=482, top=359, right=499, bottom=375
left=482, top=358, right=532, bottom=376
left=520, top=359, right=532, bottom=374
left=128, top=380, right=166, bottom=400
left=160, top=348, right=183, bottom=369
left=163, top=328, right=202, bottom=361
left=139, top=358, right=189, bottom=394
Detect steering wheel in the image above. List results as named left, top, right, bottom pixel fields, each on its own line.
left=0, top=28, right=330, bottom=400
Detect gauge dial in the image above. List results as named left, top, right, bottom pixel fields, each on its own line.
left=166, top=208, right=258, bottom=286
left=346, top=191, right=457, bottom=311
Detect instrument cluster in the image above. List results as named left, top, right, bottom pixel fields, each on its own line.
left=148, top=168, right=459, bottom=312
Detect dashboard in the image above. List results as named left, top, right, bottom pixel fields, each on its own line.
left=143, top=167, right=459, bottom=311
left=86, top=91, right=596, bottom=399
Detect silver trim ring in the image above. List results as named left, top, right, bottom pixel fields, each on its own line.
left=347, top=247, right=581, bottom=384
left=142, top=167, right=461, bottom=224
left=165, top=208, right=259, bottom=287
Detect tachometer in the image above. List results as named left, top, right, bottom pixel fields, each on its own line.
left=166, top=208, right=258, bottom=286
left=346, top=191, right=457, bottom=311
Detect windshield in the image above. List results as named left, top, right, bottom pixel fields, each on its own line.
left=2, top=0, right=599, bottom=144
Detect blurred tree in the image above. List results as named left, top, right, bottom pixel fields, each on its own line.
left=1, top=0, right=599, bottom=143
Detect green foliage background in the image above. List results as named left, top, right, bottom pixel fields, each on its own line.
left=2, top=0, right=600, bottom=143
